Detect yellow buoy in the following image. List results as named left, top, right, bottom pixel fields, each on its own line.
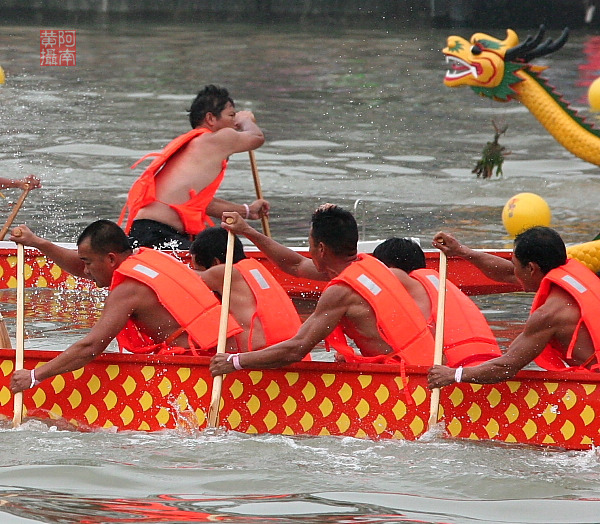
left=588, top=77, right=600, bottom=111
left=502, top=192, right=552, bottom=238
left=0, top=66, right=4, bottom=84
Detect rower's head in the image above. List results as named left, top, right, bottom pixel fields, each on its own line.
left=512, top=226, right=567, bottom=291
left=309, top=204, right=358, bottom=274
left=373, top=237, right=426, bottom=273
left=190, top=226, right=246, bottom=271
left=189, top=85, right=235, bottom=130
left=77, top=220, right=132, bottom=287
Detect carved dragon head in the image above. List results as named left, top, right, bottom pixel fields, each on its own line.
left=443, top=26, right=569, bottom=101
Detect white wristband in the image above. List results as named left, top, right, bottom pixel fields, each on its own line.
left=227, top=353, right=243, bottom=370
left=243, top=203, right=250, bottom=219
left=454, top=366, right=464, bottom=383
left=30, top=368, right=41, bottom=389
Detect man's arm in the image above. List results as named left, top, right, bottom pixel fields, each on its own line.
left=433, top=231, right=517, bottom=284
left=9, top=224, right=86, bottom=278
left=427, top=303, right=559, bottom=387
left=0, top=175, right=41, bottom=190
left=206, top=198, right=270, bottom=221
left=222, top=211, right=329, bottom=281
left=10, top=284, right=137, bottom=392
left=210, top=285, right=349, bottom=374
left=209, top=111, right=265, bottom=155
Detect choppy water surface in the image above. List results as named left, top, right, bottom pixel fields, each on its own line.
left=2, top=20, right=600, bottom=523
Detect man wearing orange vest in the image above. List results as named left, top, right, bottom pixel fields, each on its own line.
left=118, top=85, right=269, bottom=250
left=189, top=226, right=305, bottom=354
left=428, top=226, right=600, bottom=389
left=9, top=220, right=241, bottom=393
left=373, top=237, right=501, bottom=367
left=209, top=204, right=436, bottom=376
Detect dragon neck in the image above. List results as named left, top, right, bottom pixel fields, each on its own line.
left=504, top=68, right=600, bottom=165
left=514, top=68, right=599, bottom=137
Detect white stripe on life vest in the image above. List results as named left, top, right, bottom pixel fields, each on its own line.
left=561, top=275, right=588, bottom=294
left=426, top=274, right=440, bottom=290
left=250, top=268, right=270, bottom=290
left=132, top=264, right=159, bottom=279
left=357, top=274, right=382, bottom=295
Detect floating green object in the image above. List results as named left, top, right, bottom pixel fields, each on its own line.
left=472, top=120, right=508, bottom=179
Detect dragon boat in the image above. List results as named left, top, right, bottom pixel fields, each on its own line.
left=1, top=350, right=600, bottom=450
left=1, top=238, right=600, bottom=449
left=443, top=26, right=600, bottom=167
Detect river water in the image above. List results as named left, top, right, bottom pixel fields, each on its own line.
left=2, top=20, right=600, bottom=523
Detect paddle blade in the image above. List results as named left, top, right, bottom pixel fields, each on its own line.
left=207, top=375, right=224, bottom=428
left=0, top=314, right=11, bottom=349
left=12, top=391, right=23, bottom=427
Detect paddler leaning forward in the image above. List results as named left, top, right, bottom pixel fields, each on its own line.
left=10, top=220, right=243, bottom=394
left=427, top=227, right=600, bottom=390
left=210, top=203, right=437, bottom=376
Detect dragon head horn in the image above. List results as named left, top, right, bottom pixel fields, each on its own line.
left=505, top=26, right=569, bottom=63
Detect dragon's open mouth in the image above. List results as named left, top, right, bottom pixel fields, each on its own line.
left=445, top=55, right=479, bottom=80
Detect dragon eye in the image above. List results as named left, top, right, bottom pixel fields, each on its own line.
left=471, top=45, right=482, bottom=55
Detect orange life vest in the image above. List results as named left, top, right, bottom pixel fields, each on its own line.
left=411, top=268, right=501, bottom=367
left=234, top=258, right=302, bottom=348
left=324, top=254, right=435, bottom=364
left=117, top=128, right=227, bottom=235
left=532, top=258, right=600, bottom=371
left=110, top=248, right=242, bottom=355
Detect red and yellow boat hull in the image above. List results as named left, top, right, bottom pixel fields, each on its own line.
left=1, top=349, right=599, bottom=450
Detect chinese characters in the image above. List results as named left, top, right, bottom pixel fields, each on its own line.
left=40, top=30, right=76, bottom=67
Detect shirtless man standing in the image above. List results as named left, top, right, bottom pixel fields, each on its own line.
left=119, top=85, right=268, bottom=249
left=209, top=204, right=435, bottom=376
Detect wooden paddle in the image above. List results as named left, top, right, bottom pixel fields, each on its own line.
left=207, top=220, right=236, bottom=428
left=427, top=250, right=448, bottom=431
left=12, top=229, right=25, bottom=428
left=0, top=185, right=31, bottom=241
left=249, top=151, right=271, bottom=238
left=0, top=185, right=30, bottom=351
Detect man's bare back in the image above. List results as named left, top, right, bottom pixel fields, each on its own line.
left=532, top=286, right=595, bottom=366
left=115, top=279, right=191, bottom=348
left=199, top=264, right=267, bottom=353
left=329, top=284, right=396, bottom=358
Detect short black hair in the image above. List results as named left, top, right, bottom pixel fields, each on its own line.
left=190, top=226, right=246, bottom=269
left=373, top=237, right=426, bottom=273
left=188, top=85, right=234, bottom=129
left=77, top=220, right=132, bottom=255
left=514, top=226, right=567, bottom=274
left=310, top=204, right=358, bottom=257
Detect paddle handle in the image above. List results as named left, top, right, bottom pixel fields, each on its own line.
left=249, top=151, right=271, bottom=238
left=427, top=251, right=448, bottom=430
left=0, top=186, right=30, bottom=241
left=207, top=224, right=236, bottom=428
left=12, top=240, right=25, bottom=427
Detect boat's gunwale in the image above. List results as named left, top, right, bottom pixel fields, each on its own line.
left=3, top=348, right=599, bottom=384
